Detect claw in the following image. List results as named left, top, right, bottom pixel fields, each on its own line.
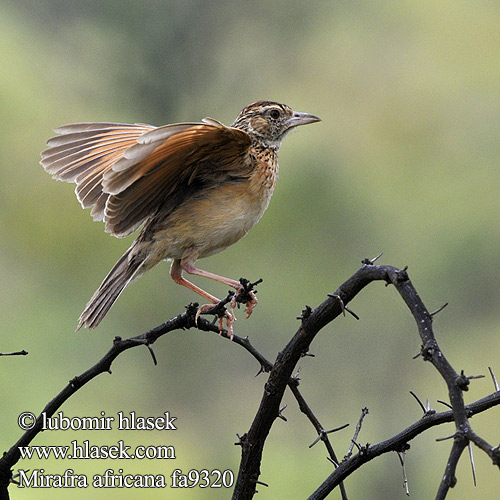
left=195, top=303, right=214, bottom=325
left=224, top=312, right=235, bottom=340
left=233, top=286, right=258, bottom=319
left=244, top=291, right=258, bottom=318
left=196, top=302, right=235, bottom=340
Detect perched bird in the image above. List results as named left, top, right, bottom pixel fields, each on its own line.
left=40, top=101, right=320, bottom=332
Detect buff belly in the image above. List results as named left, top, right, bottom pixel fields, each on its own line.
left=135, top=181, right=274, bottom=268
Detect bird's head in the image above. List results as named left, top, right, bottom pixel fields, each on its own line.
left=231, top=101, right=320, bottom=150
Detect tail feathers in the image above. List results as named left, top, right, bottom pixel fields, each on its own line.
left=77, top=247, right=143, bottom=330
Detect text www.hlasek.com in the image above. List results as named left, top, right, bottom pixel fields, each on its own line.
left=19, top=440, right=172, bottom=460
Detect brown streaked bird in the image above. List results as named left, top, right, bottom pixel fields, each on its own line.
left=40, top=101, right=320, bottom=333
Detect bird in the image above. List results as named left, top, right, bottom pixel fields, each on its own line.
left=40, top=101, right=320, bottom=333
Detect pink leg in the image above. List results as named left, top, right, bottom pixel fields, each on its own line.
left=181, top=261, right=241, bottom=289
left=170, top=259, right=220, bottom=304
left=170, top=259, right=235, bottom=338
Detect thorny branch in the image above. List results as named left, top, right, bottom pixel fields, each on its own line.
left=231, top=261, right=500, bottom=500
left=0, top=303, right=221, bottom=500
left=1, top=261, right=500, bottom=500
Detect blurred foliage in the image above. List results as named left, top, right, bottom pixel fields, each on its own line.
left=1, top=1, right=500, bottom=499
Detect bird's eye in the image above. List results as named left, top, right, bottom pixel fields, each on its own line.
left=269, top=109, right=280, bottom=119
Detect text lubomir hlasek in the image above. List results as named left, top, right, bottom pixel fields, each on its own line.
left=40, top=411, right=177, bottom=431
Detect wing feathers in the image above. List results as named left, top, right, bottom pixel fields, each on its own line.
left=110, top=123, right=202, bottom=173
left=53, top=122, right=148, bottom=134
left=41, top=123, right=156, bottom=214
left=41, top=119, right=252, bottom=237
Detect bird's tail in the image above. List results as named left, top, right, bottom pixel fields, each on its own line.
left=77, top=246, right=144, bottom=330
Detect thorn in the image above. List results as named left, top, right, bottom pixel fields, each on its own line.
left=252, top=479, right=269, bottom=487
left=292, top=367, right=302, bottom=381
left=409, top=391, right=435, bottom=416
left=351, top=440, right=362, bottom=452
left=409, top=391, right=426, bottom=413
left=326, top=294, right=360, bottom=320
left=331, top=422, right=350, bottom=433
left=278, top=405, right=288, bottom=421
left=436, top=432, right=456, bottom=442
left=301, top=351, right=315, bottom=358
left=146, top=344, right=158, bottom=366
left=468, top=442, right=477, bottom=487
left=344, top=306, right=360, bottom=320
left=309, top=434, right=322, bottom=448
left=488, top=366, right=500, bottom=392
left=437, top=399, right=453, bottom=410
left=10, top=469, right=26, bottom=485
left=309, top=424, right=350, bottom=448
left=327, top=456, right=339, bottom=467
left=362, top=253, right=383, bottom=265
left=255, top=364, right=266, bottom=377
left=430, top=302, right=448, bottom=317
left=327, top=293, right=345, bottom=316
left=397, top=450, right=410, bottom=496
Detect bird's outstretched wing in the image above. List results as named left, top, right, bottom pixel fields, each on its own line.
left=41, top=120, right=252, bottom=237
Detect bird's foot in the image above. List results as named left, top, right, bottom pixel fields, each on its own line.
left=232, top=278, right=261, bottom=318
left=195, top=296, right=236, bottom=340
left=194, top=278, right=261, bottom=337
left=231, top=292, right=257, bottom=319
left=221, top=311, right=235, bottom=340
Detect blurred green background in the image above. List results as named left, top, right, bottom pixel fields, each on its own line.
left=1, top=1, right=500, bottom=498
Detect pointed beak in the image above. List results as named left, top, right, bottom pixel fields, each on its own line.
left=287, top=111, right=321, bottom=129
